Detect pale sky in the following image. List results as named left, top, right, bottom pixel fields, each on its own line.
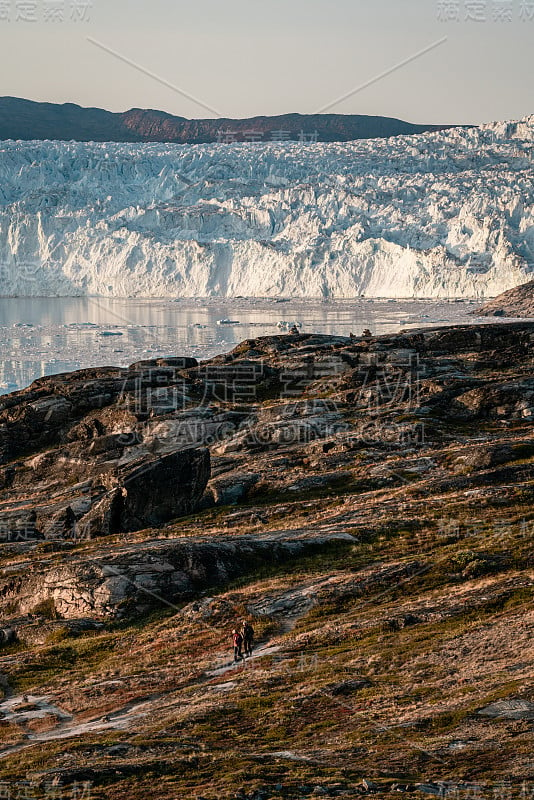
left=0, top=0, right=532, bottom=125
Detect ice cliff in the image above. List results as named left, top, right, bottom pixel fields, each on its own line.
left=0, top=116, right=532, bottom=298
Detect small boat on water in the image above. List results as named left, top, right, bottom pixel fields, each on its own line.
left=217, top=319, right=241, bottom=326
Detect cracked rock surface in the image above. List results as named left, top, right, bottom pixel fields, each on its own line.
left=0, top=324, right=533, bottom=799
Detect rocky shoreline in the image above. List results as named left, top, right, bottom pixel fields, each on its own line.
left=476, top=280, right=534, bottom=318
left=1, top=322, right=533, bottom=798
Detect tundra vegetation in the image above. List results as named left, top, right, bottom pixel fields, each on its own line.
left=0, top=323, right=533, bottom=799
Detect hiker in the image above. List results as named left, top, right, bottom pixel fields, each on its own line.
left=241, top=620, right=254, bottom=657
left=363, top=328, right=372, bottom=338
left=232, top=629, right=243, bottom=662
left=289, top=324, right=300, bottom=336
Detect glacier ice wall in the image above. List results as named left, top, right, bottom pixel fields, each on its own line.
left=0, top=116, right=533, bottom=298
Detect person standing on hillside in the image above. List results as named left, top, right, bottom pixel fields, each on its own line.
left=241, top=620, right=254, bottom=657
left=232, top=629, right=243, bottom=662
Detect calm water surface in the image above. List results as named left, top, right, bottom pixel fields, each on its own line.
left=0, top=297, right=481, bottom=394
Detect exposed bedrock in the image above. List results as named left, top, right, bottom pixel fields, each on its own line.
left=2, top=323, right=534, bottom=546
left=0, top=532, right=355, bottom=619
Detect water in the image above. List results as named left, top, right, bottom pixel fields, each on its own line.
left=0, top=296, right=481, bottom=395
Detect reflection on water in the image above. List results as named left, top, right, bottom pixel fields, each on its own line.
left=0, top=296, right=479, bottom=394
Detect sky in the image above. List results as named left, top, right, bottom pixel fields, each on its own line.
left=0, top=0, right=532, bottom=125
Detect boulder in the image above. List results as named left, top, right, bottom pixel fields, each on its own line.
left=0, top=627, right=17, bottom=647
left=120, top=448, right=211, bottom=530
left=327, top=679, right=371, bottom=696
left=77, top=489, right=125, bottom=539
left=477, top=699, right=534, bottom=720
left=204, top=472, right=260, bottom=506
left=452, top=444, right=515, bottom=473
left=72, top=448, right=211, bottom=536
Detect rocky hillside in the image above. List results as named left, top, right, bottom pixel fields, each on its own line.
left=0, top=97, right=451, bottom=144
left=0, top=323, right=533, bottom=799
left=476, top=280, right=534, bottom=317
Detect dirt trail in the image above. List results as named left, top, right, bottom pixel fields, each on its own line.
left=0, top=578, right=322, bottom=759
left=0, top=690, right=167, bottom=759
left=205, top=642, right=282, bottom=679
left=205, top=578, right=323, bottom=677
left=0, top=644, right=280, bottom=760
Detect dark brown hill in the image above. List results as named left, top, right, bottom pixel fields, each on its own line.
left=476, top=280, right=534, bottom=317
left=0, top=96, right=455, bottom=143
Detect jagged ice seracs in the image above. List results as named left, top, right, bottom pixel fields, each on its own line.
left=0, top=116, right=533, bottom=298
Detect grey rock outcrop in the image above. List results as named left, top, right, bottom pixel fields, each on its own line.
left=0, top=532, right=355, bottom=619
left=0, top=358, right=211, bottom=540
left=2, top=323, right=534, bottom=544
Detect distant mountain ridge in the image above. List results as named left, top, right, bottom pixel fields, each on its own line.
left=0, top=96, right=454, bottom=144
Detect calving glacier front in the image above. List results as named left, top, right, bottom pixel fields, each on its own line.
left=0, top=116, right=533, bottom=298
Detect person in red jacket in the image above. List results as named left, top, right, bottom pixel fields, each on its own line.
left=232, top=629, right=243, bottom=662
